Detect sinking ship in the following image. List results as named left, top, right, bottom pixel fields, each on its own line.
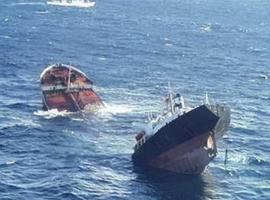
left=132, top=89, right=230, bottom=175
left=40, top=64, right=103, bottom=112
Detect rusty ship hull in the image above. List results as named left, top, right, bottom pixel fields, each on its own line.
left=132, top=104, right=230, bottom=175
left=40, top=64, right=103, bottom=112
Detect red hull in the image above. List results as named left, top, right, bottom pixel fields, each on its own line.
left=40, top=64, right=103, bottom=112
left=43, top=90, right=102, bottom=112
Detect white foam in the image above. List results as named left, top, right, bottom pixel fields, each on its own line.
left=99, top=102, right=136, bottom=115
left=200, top=24, right=212, bottom=33
left=259, top=74, right=268, bottom=80
left=165, top=43, right=173, bottom=47
left=34, top=109, right=71, bottom=119
left=0, top=35, right=11, bottom=39
left=71, top=117, right=84, bottom=122
left=98, top=57, right=107, bottom=61
left=34, top=103, right=136, bottom=120
left=5, top=160, right=16, bottom=165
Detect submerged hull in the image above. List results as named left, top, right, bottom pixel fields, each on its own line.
left=132, top=105, right=230, bottom=175
left=148, top=132, right=214, bottom=174
left=42, top=89, right=102, bottom=112
left=40, top=64, right=103, bottom=112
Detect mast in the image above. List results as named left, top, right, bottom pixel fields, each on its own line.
left=67, top=67, right=71, bottom=91
left=168, top=82, right=174, bottom=114
left=180, top=95, right=185, bottom=108
left=204, top=92, right=210, bottom=105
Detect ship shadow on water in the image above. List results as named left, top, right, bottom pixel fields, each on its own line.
left=133, top=166, right=216, bottom=200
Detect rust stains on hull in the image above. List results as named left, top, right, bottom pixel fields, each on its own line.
left=40, top=64, right=103, bottom=112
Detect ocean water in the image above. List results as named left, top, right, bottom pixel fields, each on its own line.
left=0, top=0, right=269, bottom=199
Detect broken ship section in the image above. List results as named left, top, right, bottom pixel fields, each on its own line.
left=40, top=64, right=103, bottom=112
left=132, top=93, right=231, bottom=175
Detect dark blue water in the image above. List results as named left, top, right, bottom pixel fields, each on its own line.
left=0, top=0, right=270, bottom=199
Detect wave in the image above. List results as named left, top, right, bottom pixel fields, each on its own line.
left=57, top=192, right=83, bottom=200
left=11, top=2, right=46, bottom=6
left=6, top=102, right=36, bottom=110
left=200, top=23, right=223, bottom=34
left=33, top=102, right=139, bottom=122
left=33, top=102, right=136, bottom=120
left=200, top=24, right=212, bottom=33
left=100, top=102, right=136, bottom=115
left=0, top=182, right=22, bottom=191
left=3, top=160, right=16, bottom=166
left=35, top=10, right=49, bottom=14
left=258, top=74, right=268, bottom=80
left=0, top=115, right=41, bottom=132
left=248, top=156, right=268, bottom=166
left=33, top=109, right=72, bottom=119
left=0, top=35, right=11, bottom=39
left=34, top=109, right=91, bottom=122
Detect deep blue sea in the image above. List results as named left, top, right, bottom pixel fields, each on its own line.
left=0, top=0, right=270, bottom=199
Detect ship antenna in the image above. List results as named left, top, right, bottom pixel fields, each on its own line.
left=204, top=91, right=210, bottom=105
left=180, top=95, right=185, bottom=108
left=168, top=82, right=172, bottom=94
left=168, top=82, right=174, bottom=113
left=147, top=111, right=151, bottom=121
left=67, top=66, right=71, bottom=91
